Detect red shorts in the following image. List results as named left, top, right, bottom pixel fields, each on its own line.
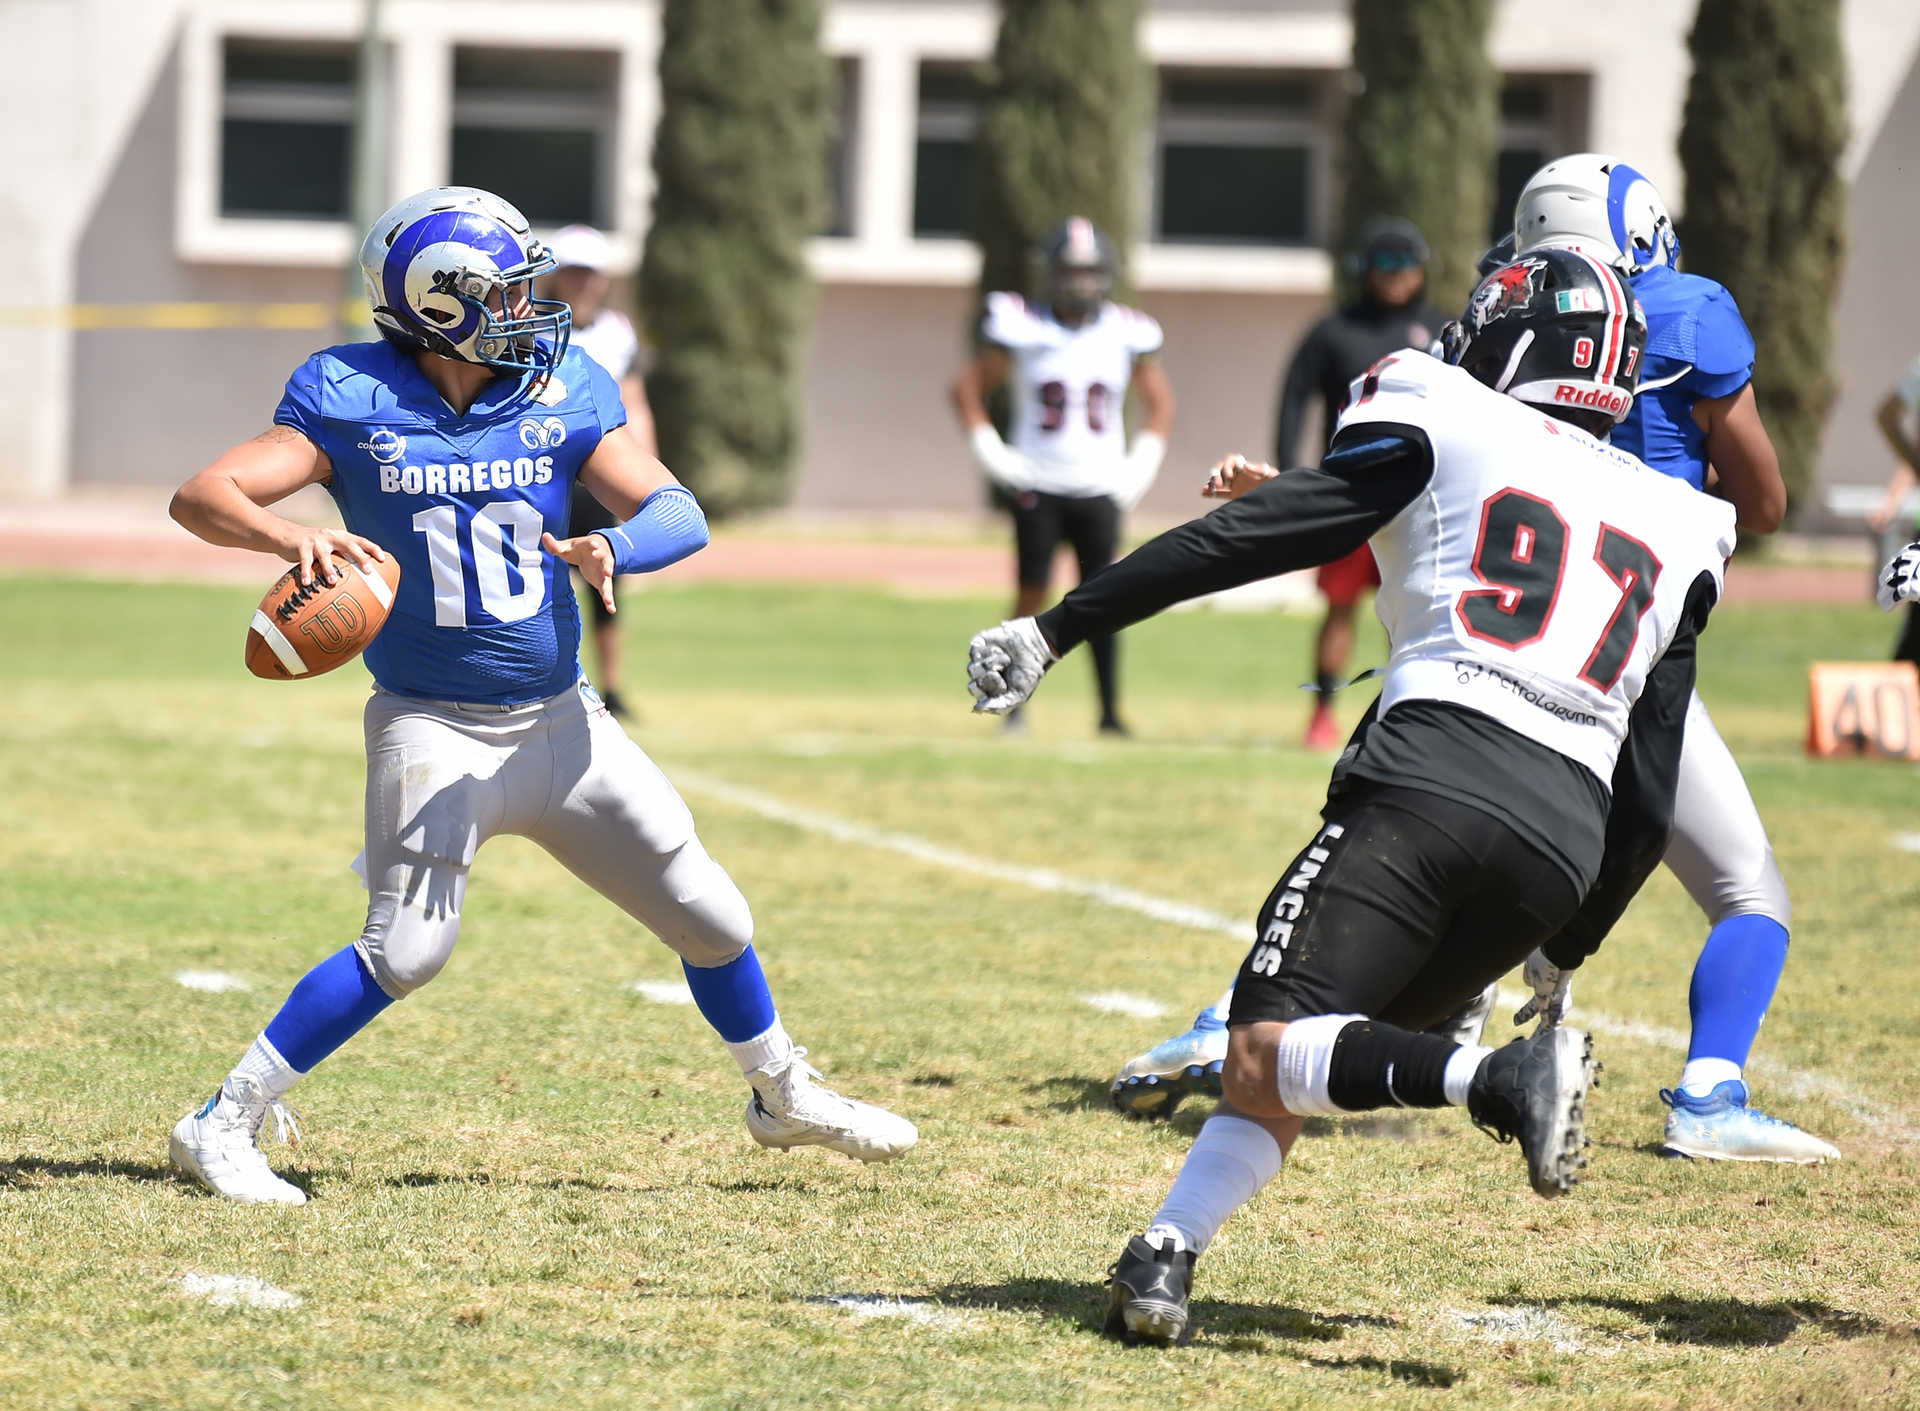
left=1317, top=544, right=1381, bottom=606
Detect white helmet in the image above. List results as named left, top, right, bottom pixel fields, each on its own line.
left=1512, top=153, right=1680, bottom=277
left=358, top=186, right=570, bottom=375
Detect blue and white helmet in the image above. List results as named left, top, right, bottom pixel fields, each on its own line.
left=1512, top=153, right=1681, bottom=277
left=358, top=186, right=570, bottom=375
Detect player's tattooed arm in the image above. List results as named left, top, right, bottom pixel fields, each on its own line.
left=171, top=425, right=384, bottom=586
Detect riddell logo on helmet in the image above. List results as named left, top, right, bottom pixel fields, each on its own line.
left=1553, top=384, right=1630, bottom=415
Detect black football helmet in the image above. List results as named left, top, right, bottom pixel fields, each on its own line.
left=1039, top=216, right=1118, bottom=319
left=1474, top=231, right=1517, bottom=279
left=1443, top=246, right=1648, bottom=437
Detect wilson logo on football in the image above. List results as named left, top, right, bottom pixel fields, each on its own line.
left=519, top=416, right=567, bottom=450
left=297, top=597, right=367, bottom=654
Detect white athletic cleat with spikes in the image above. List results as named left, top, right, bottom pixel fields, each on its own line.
left=744, top=1047, right=918, bottom=1163
left=169, top=1074, right=308, bottom=1204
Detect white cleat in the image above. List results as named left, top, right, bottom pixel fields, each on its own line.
left=168, top=1074, right=309, bottom=1204
left=1660, top=1081, right=1842, bottom=1164
left=744, top=1047, right=918, bottom=1163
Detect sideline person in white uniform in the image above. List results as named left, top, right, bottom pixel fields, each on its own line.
left=545, top=224, right=655, bottom=720
left=952, top=217, right=1176, bottom=735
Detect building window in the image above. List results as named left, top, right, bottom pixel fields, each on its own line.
left=1154, top=72, right=1326, bottom=246
left=825, top=58, right=859, bottom=237
left=220, top=39, right=356, bottom=220
left=451, top=48, right=617, bottom=229
left=1488, top=76, right=1589, bottom=240
left=913, top=64, right=988, bottom=239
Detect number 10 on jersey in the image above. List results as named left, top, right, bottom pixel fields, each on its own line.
left=412, top=502, right=548, bottom=627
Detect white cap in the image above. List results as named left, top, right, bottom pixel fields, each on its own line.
left=547, top=224, right=613, bottom=272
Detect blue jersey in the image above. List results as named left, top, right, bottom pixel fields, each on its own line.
left=1612, top=265, right=1754, bottom=490
left=275, top=340, right=628, bottom=704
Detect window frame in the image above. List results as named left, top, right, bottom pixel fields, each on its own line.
left=1150, top=68, right=1334, bottom=250
left=175, top=3, right=655, bottom=271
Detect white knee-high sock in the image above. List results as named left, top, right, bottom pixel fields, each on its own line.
left=725, top=1018, right=794, bottom=1076
left=1144, top=1113, right=1284, bottom=1255
left=227, top=1034, right=304, bottom=1103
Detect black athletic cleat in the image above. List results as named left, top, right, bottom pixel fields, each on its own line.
left=1104, top=1235, right=1196, bottom=1344
left=1467, top=1026, right=1597, bottom=1198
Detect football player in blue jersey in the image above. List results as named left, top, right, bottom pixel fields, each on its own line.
left=164, top=188, right=915, bottom=1203
left=1506, top=155, right=1832, bottom=1163
left=1108, top=156, right=1838, bottom=1165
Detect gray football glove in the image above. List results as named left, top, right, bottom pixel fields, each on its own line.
left=1877, top=540, right=1920, bottom=612
left=1512, top=947, right=1572, bottom=1032
left=967, top=617, right=1059, bottom=714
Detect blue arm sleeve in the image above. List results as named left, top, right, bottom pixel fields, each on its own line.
left=595, top=485, right=709, bottom=575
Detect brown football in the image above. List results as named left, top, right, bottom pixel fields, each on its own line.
left=245, top=553, right=401, bottom=680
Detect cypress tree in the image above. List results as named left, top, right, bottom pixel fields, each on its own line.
left=1339, top=0, right=1498, bottom=312
left=973, top=0, right=1147, bottom=303
left=640, top=0, right=835, bottom=515
left=1678, top=0, right=1848, bottom=511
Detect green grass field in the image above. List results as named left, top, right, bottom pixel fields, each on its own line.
left=2, top=574, right=1918, bottom=1409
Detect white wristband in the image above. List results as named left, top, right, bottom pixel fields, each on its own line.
left=1114, top=431, right=1167, bottom=511
left=969, top=423, right=1036, bottom=494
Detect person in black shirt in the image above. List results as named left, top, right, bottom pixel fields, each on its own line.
left=1278, top=219, right=1449, bottom=749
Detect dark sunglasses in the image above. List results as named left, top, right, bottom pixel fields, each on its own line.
left=1369, top=250, right=1423, bottom=273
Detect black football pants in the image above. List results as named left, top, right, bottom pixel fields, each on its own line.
left=1229, top=781, right=1583, bottom=1030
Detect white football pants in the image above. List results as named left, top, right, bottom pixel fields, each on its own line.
left=1662, top=691, right=1790, bottom=929
left=352, top=680, right=753, bottom=998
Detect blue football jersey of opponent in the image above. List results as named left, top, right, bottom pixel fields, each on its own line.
left=274, top=340, right=627, bottom=704
left=1612, top=264, right=1755, bottom=490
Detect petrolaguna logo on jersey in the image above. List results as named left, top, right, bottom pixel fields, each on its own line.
left=359, top=429, right=406, bottom=464
left=519, top=417, right=567, bottom=451
left=1468, top=258, right=1548, bottom=330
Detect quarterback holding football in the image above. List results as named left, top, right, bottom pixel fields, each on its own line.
left=165, top=187, right=914, bottom=1204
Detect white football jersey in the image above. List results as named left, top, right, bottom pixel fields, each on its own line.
left=571, top=308, right=639, bottom=381
left=1340, top=353, right=1736, bottom=783
left=983, top=293, right=1164, bottom=497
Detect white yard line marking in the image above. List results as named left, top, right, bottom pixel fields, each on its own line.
left=812, top=1294, right=960, bottom=1326
left=632, top=980, right=696, bottom=1005
left=680, top=774, right=1912, bottom=1141
left=1892, top=832, right=1920, bottom=853
left=675, top=772, right=1248, bottom=939
left=1450, top=1307, right=1582, bottom=1353
left=180, top=1273, right=300, bottom=1309
left=175, top=971, right=250, bottom=993
left=1081, top=992, right=1168, bottom=1019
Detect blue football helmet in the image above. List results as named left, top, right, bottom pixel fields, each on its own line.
left=358, top=187, right=570, bottom=375
left=1513, top=153, right=1681, bottom=277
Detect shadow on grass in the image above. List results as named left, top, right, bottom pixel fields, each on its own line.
left=383, top=1171, right=668, bottom=1194
left=1510, top=1293, right=1877, bottom=1347
left=1, top=1155, right=183, bottom=1188
left=931, top=1277, right=1396, bottom=1347
left=1305, top=1355, right=1463, bottom=1388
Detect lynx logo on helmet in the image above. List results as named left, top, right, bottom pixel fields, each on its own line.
left=1468, top=258, right=1548, bottom=330
left=519, top=417, right=567, bottom=451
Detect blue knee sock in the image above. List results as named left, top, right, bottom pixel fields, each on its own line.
left=1686, top=915, right=1790, bottom=1070
left=682, top=946, right=778, bottom=1043
left=262, top=945, right=396, bottom=1073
